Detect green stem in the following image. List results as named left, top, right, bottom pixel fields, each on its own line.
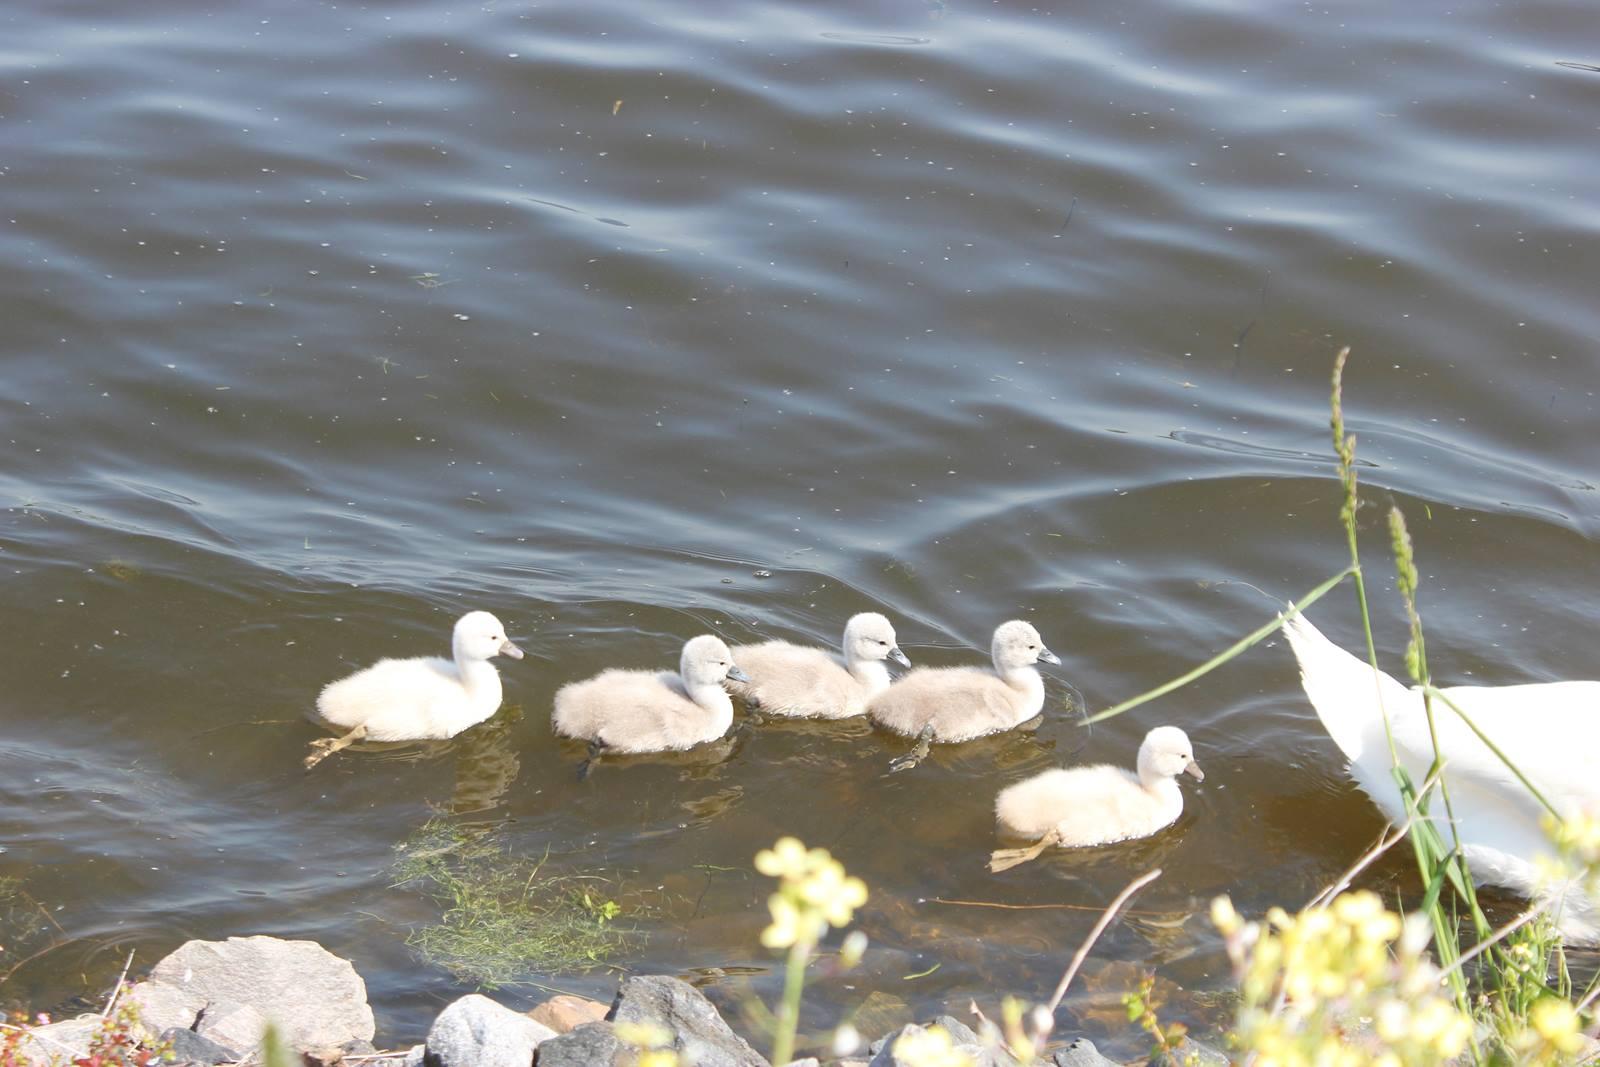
left=1086, top=565, right=1354, bottom=724
left=1330, top=354, right=1478, bottom=1054
left=770, top=940, right=810, bottom=1066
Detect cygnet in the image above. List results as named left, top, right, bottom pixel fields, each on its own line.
left=867, top=619, right=1060, bottom=771
left=989, top=726, right=1203, bottom=871
left=306, top=611, right=524, bottom=769
left=552, top=635, right=750, bottom=768
left=727, top=612, right=910, bottom=719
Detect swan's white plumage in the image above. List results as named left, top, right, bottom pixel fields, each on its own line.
left=995, top=726, right=1203, bottom=846
left=552, top=634, right=744, bottom=753
left=728, top=612, right=908, bottom=719
left=315, top=611, right=523, bottom=741
left=1283, top=611, right=1600, bottom=943
left=868, top=619, right=1059, bottom=741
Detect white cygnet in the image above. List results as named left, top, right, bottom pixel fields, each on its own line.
left=306, top=611, right=524, bottom=769
left=990, top=726, right=1203, bottom=871
left=727, top=612, right=910, bottom=719
left=868, top=619, right=1060, bottom=770
left=552, top=634, right=750, bottom=757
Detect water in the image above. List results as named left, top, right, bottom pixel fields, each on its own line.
left=3, top=0, right=1597, bottom=1053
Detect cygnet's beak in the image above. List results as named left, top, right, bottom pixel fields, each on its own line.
left=725, top=664, right=752, bottom=683
left=1038, top=646, right=1062, bottom=666
left=1184, top=760, right=1205, bottom=782
left=499, top=637, right=525, bottom=660
left=889, top=647, right=911, bottom=668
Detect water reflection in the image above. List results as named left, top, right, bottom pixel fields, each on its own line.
left=448, top=707, right=525, bottom=816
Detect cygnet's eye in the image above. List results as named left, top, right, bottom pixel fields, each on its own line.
left=1028, top=644, right=1037, bottom=650
left=877, top=639, right=888, bottom=646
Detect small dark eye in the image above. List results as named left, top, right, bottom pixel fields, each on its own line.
left=878, top=639, right=888, bottom=646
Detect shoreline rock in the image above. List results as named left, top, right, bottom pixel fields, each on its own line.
left=12, top=935, right=1131, bottom=1067
left=125, top=934, right=375, bottom=1058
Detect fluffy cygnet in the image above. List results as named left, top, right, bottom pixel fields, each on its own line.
left=727, top=612, right=910, bottom=719
left=989, top=726, right=1203, bottom=871
left=552, top=634, right=750, bottom=757
left=306, top=611, right=524, bottom=769
left=868, top=619, right=1060, bottom=770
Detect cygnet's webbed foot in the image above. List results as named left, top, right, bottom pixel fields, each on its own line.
left=988, top=829, right=1063, bottom=873
left=576, top=740, right=605, bottom=781
left=743, top=707, right=769, bottom=728
left=887, top=724, right=936, bottom=774
left=303, top=724, right=367, bottom=770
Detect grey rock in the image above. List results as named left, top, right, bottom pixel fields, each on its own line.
left=930, top=1016, right=980, bottom=1047
left=868, top=1023, right=1016, bottom=1067
left=131, top=935, right=375, bottom=1055
left=160, top=1026, right=242, bottom=1065
left=610, top=975, right=768, bottom=1067
left=1052, top=1037, right=1119, bottom=1067
left=422, top=994, right=556, bottom=1067
left=534, top=1021, right=629, bottom=1067
left=1154, top=1037, right=1228, bottom=1067
left=11, top=1016, right=101, bottom=1063
left=780, top=1060, right=820, bottom=1067
left=127, top=979, right=209, bottom=1037
left=195, top=1001, right=270, bottom=1055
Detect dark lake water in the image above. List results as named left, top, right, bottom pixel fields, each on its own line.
left=4, top=0, right=1598, bottom=1055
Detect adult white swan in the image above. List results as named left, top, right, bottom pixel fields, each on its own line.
left=1282, top=610, right=1600, bottom=942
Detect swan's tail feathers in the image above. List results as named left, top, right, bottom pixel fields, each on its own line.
left=1281, top=610, right=1410, bottom=764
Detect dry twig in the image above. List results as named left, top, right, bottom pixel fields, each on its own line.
left=1045, top=867, right=1163, bottom=1016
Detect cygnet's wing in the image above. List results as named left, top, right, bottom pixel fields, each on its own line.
left=1051, top=765, right=1175, bottom=845
left=316, top=655, right=464, bottom=739
left=995, top=768, right=1077, bottom=839
left=552, top=669, right=662, bottom=744
left=870, top=667, right=1028, bottom=741
left=553, top=669, right=720, bottom=753
left=731, top=641, right=856, bottom=717
left=997, top=764, right=1175, bottom=847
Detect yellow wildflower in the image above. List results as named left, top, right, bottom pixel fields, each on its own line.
left=755, top=837, right=868, bottom=950
left=890, top=1025, right=974, bottom=1067
left=1530, top=998, right=1584, bottom=1055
